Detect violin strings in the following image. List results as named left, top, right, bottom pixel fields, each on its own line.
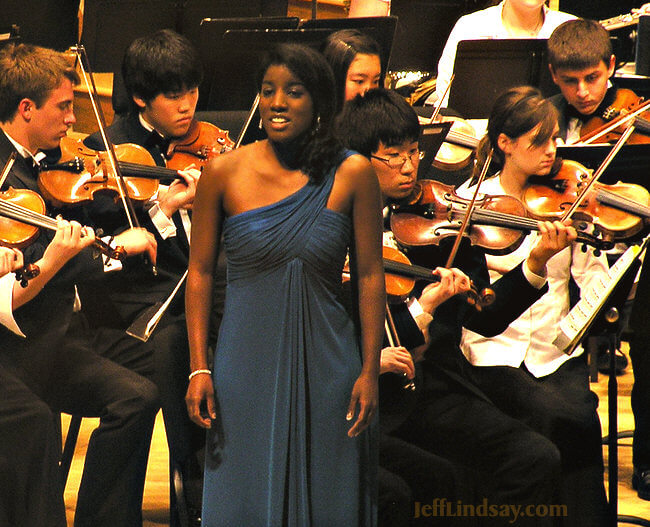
left=383, top=258, right=440, bottom=281
left=596, top=188, right=650, bottom=218
left=117, top=161, right=177, bottom=179
left=460, top=207, right=540, bottom=229
left=0, top=200, right=57, bottom=231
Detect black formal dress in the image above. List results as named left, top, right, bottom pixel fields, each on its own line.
left=0, top=130, right=159, bottom=527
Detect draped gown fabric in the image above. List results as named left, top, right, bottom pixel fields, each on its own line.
left=202, top=153, right=377, bottom=526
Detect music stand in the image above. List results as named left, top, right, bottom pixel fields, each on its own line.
left=417, top=121, right=452, bottom=179
left=206, top=28, right=340, bottom=111
left=448, top=39, right=559, bottom=119
left=196, top=17, right=300, bottom=110
left=300, top=16, right=398, bottom=77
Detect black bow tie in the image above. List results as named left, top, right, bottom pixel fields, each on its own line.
left=144, top=131, right=171, bottom=157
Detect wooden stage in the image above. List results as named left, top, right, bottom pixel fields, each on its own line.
left=62, top=343, right=650, bottom=525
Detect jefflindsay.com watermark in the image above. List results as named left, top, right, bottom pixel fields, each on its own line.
left=414, top=498, right=568, bottom=524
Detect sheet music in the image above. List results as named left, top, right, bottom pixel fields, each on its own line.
left=554, top=243, right=645, bottom=355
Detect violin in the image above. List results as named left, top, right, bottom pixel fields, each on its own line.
left=390, top=179, right=610, bottom=254
left=432, top=117, right=479, bottom=172
left=0, top=187, right=125, bottom=262
left=579, top=88, right=650, bottom=145
left=523, top=158, right=649, bottom=242
left=166, top=120, right=234, bottom=170
left=383, top=244, right=494, bottom=309
left=38, top=136, right=178, bottom=206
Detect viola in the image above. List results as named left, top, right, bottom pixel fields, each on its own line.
left=382, top=244, right=494, bottom=309
left=38, top=136, right=180, bottom=206
left=166, top=120, right=234, bottom=170
left=578, top=88, right=650, bottom=145
left=523, top=159, right=649, bottom=242
left=390, top=179, right=610, bottom=254
left=0, top=187, right=126, bottom=265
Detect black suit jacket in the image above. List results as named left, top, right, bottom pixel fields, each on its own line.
left=380, top=238, right=548, bottom=431
left=82, top=113, right=190, bottom=326
left=0, top=130, right=108, bottom=389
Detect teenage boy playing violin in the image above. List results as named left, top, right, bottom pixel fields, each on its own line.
left=82, top=29, right=212, bottom=526
left=549, top=18, right=650, bottom=503
left=455, top=85, right=609, bottom=526
left=336, top=88, right=579, bottom=526
left=0, top=42, right=160, bottom=527
left=547, top=18, right=621, bottom=144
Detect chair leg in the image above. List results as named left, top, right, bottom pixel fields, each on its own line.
left=60, top=415, right=83, bottom=488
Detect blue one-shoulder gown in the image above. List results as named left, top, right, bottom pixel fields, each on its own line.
left=202, top=154, right=376, bottom=526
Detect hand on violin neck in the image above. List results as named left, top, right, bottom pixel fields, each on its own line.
left=113, top=227, right=157, bottom=265
left=418, top=267, right=472, bottom=314
left=0, top=247, right=23, bottom=276
left=527, top=220, right=577, bottom=275
left=157, top=167, right=199, bottom=217
left=379, top=346, right=415, bottom=378
left=41, top=219, right=96, bottom=273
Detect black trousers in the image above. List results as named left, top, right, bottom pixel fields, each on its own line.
left=392, top=368, right=563, bottom=527
left=379, top=432, right=477, bottom=526
left=0, top=365, right=65, bottom=527
left=466, top=358, right=608, bottom=527
left=89, top=316, right=206, bottom=516
left=0, top=314, right=159, bottom=527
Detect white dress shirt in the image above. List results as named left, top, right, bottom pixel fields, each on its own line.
left=455, top=175, right=609, bottom=377
left=431, top=1, right=575, bottom=107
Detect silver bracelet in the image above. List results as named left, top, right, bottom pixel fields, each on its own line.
left=188, top=369, right=211, bottom=381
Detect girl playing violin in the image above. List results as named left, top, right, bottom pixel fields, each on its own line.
left=336, top=88, right=580, bottom=526
left=456, top=85, right=610, bottom=526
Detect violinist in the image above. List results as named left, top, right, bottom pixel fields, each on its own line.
left=548, top=18, right=650, bottom=503
left=0, top=43, right=159, bottom=527
left=81, top=29, right=210, bottom=525
left=323, top=28, right=383, bottom=111
left=455, top=86, right=609, bottom=526
left=547, top=18, right=621, bottom=144
left=336, top=88, right=576, bottom=526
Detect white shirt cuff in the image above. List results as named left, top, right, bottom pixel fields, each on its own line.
left=0, top=273, right=25, bottom=337
left=407, top=297, right=434, bottom=331
left=148, top=202, right=177, bottom=239
left=523, top=259, right=547, bottom=289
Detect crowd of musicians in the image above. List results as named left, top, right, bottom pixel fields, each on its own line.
left=4, top=0, right=650, bottom=525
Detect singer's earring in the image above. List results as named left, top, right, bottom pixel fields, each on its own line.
left=259, top=117, right=263, bottom=130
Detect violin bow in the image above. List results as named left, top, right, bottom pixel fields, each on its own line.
left=427, top=74, right=454, bottom=125
left=235, top=94, right=260, bottom=149
left=560, top=122, right=635, bottom=222
left=384, top=301, right=416, bottom=391
left=126, top=92, right=262, bottom=342
left=71, top=44, right=155, bottom=273
left=444, top=149, right=493, bottom=268
left=0, top=152, right=16, bottom=190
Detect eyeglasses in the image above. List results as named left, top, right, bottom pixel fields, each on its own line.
left=371, top=150, right=423, bottom=169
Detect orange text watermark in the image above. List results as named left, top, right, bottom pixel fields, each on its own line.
left=414, top=498, right=568, bottom=524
